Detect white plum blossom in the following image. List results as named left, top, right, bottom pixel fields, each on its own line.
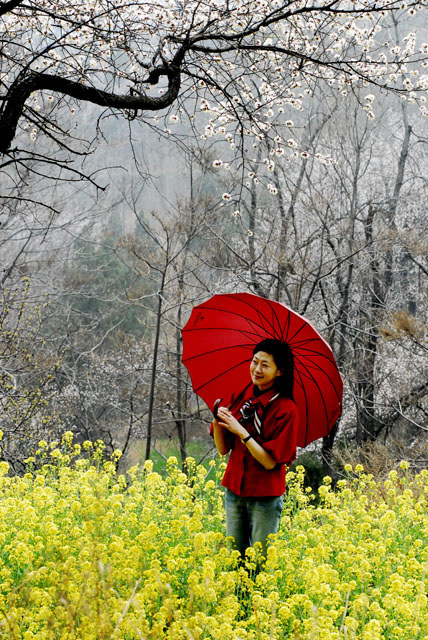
left=0, top=0, right=426, bottom=193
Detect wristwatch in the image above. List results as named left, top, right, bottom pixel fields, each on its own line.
left=241, top=434, right=252, bottom=444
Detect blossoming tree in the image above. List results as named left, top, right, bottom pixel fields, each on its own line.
left=0, top=0, right=427, bottom=175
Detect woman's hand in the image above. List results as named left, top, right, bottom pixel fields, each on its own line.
left=216, top=406, right=277, bottom=470
left=216, top=406, right=247, bottom=439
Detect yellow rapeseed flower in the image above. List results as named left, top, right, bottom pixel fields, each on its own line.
left=0, top=442, right=427, bottom=639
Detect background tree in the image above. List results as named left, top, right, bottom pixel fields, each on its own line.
left=1, top=1, right=427, bottom=179
left=116, top=151, right=219, bottom=464
left=0, top=1, right=427, bottom=470
left=0, top=276, right=61, bottom=472
left=203, top=78, right=428, bottom=466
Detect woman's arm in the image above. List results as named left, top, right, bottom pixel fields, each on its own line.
left=212, top=417, right=231, bottom=456
left=243, top=434, right=277, bottom=470
left=216, top=406, right=277, bottom=470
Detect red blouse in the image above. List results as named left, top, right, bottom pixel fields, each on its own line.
left=210, top=384, right=299, bottom=497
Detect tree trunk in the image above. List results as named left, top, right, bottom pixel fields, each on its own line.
left=355, top=104, right=411, bottom=443
left=175, top=275, right=188, bottom=465
left=145, top=279, right=165, bottom=461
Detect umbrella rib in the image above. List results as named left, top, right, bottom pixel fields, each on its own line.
left=269, top=300, right=291, bottom=341
left=209, top=296, right=280, bottom=338
left=192, top=356, right=254, bottom=394
left=229, top=292, right=300, bottom=343
left=287, top=337, right=334, bottom=355
left=285, top=320, right=313, bottom=347
left=293, top=364, right=310, bottom=446
left=240, top=297, right=300, bottom=342
left=284, top=318, right=335, bottom=355
left=182, top=325, right=264, bottom=343
left=183, top=341, right=255, bottom=363
left=196, top=305, right=280, bottom=340
left=223, top=294, right=326, bottom=351
left=295, top=347, right=341, bottom=367
left=293, top=352, right=343, bottom=403
left=293, top=354, right=338, bottom=444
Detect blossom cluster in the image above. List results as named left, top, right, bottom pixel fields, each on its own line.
left=1, top=0, right=427, bottom=150
left=0, top=436, right=427, bottom=639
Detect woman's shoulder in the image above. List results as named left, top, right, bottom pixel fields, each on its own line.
left=273, top=393, right=295, bottom=406
left=271, top=394, right=298, bottom=417
left=263, top=395, right=299, bottom=436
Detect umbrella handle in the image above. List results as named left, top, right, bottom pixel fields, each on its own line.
left=212, top=398, right=223, bottom=419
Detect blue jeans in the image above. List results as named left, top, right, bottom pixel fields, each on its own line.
left=225, top=488, right=283, bottom=557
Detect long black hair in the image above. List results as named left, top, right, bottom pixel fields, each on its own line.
left=253, top=338, right=294, bottom=400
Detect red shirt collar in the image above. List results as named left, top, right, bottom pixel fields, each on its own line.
left=249, top=386, right=280, bottom=409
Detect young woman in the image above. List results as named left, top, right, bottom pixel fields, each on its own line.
left=211, top=338, right=299, bottom=557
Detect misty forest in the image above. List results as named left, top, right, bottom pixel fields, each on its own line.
left=1, top=0, right=428, bottom=478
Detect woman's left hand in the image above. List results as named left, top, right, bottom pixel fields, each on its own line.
left=217, top=406, right=277, bottom=470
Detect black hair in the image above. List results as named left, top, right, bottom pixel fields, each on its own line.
left=252, top=338, right=294, bottom=399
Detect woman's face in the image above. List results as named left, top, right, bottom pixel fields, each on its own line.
left=250, top=350, right=283, bottom=391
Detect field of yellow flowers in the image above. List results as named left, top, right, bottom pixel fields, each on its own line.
left=0, top=432, right=427, bottom=640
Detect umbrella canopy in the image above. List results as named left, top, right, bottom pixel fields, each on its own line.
left=181, top=292, right=342, bottom=448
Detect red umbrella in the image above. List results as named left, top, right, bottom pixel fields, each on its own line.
left=181, top=292, right=342, bottom=448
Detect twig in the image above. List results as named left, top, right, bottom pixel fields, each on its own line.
left=339, top=588, right=350, bottom=633
left=113, top=579, right=141, bottom=633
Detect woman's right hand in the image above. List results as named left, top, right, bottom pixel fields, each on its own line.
left=212, top=412, right=231, bottom=456
left=217, top=406, right=247, bottom=439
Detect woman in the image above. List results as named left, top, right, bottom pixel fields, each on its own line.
left=211, top=338, right=299, bottom=557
